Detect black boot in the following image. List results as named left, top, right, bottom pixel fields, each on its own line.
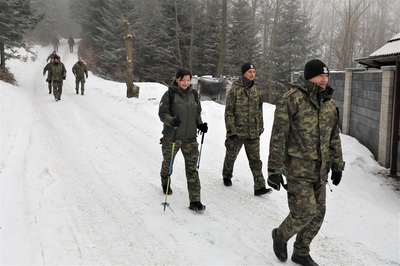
left=223, top=178, right=232, bottom=187
left=272, top=228, right=287, bottom=262
left=291, top=254, right=319, bottom=266
left=189, top=201, right=206, bottom=212
left=162, top=185, right=173, bottom=195
left=254, top=187, right=272, bottom=196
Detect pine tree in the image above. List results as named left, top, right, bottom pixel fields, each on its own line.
left=0, top=0, right=43, bottom=69
left=225, top=0, right=260, bottom=76
left=266, top=0, right=316, bottom=102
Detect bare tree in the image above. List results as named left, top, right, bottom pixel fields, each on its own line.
left=332, top=0, right=372, bottom=69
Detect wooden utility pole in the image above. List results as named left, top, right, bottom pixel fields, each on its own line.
left=124, top=20, right=139, bottom=98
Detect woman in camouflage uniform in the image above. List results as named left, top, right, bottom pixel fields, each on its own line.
left=158, top=68, right=208, bottom=211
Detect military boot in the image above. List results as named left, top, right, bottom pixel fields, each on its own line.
left=272, top=228, right=287, bottom=262
left=291, top=254, right=319, bottom=266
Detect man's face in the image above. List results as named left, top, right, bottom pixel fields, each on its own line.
left=244, top=69, right=256, bottom=81
left=308, top=74, right=329, bottom=90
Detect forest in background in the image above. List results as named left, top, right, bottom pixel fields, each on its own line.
left=1, top=0, right=399, bottom=102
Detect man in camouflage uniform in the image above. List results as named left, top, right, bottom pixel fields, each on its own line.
left=52, top=36, right=60, bottom=53
left=268, top=59, right=345, bottom=266
left=46, top=51, right=58, bottom=62
left=158, top=68, right=208, bottom=211
left=68, top=36, right=75, bottom=53
left=72, top=57, right=88, bottom=95
left=43, top=58, right=54, bottom=94
left=222, top=63, right=271, bottom=196
left=49, top=55, right=66, bottom=102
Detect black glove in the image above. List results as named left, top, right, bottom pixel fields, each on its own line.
left=197, top=123, right=208, bottom=133
left=331, top=171, right=342, bottom=186
left=63, top=76, right=66, bottom=80
left=229, top=135, right=238, bottom=140
left=267, top=174, right=286, bottom=191
left=171, top=116, right=181, bottom=127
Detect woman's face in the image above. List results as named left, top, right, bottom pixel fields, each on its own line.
left=176, top=75, right=191, bottom=90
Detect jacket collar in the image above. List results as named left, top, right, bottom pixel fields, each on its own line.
left=292, top=75, right=334, bottom=100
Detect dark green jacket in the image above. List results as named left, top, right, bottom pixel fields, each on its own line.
left=159, top=81, right=203, bottom=140
left=43, top=62, right=52, bottom=82
left=268, top=75, right=345, bottom=177
left=72, top=62, right=88, bottom=79
left=224, top=77, right=264, bottom=139
left=49, top=62, right=66, bottom=82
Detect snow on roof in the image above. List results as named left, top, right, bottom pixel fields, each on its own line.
left=369, top=32, right=400, bottom=58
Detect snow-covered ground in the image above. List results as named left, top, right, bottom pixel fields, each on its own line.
left=1, top=39, right=399, bottom=265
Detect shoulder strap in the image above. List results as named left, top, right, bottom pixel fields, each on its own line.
left=168, top=88, right=199, bottom=110
left=168, top=88, right=175, bottom=107
left=191, top=89, right=199, bottom=103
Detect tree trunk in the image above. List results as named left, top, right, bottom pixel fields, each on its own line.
left=124, top=20, right=139, bottom=98
left=174, top=0, right=182, bottom=67
left=0, top=39, right=5, bottom=70
left=217, top=0, right=227, bottom=75
left=266, top=0, right=281, bottom=103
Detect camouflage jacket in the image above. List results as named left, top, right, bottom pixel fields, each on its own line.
left=49, top=62, right=66, bottom=82
left=43, top=62, right=52, bottom=81
left=224, top=77, right=264, bottom=139
left=268, top=75, right=345, bottom=177
left=72, top=62, right=88, bottom=79
left=159, top=81, right=203, bottom=140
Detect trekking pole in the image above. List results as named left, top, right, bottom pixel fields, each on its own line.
left=196, top=132, right=205, bottom=171
left=162, top=128, right=178, bottom=211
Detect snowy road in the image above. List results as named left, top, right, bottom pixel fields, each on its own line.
left=1, top=41, right=399, bottom=265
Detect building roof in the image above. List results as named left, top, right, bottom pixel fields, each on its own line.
left=355, top=32, right=400, bottom=68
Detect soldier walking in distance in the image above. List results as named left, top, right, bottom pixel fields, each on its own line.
left=268, top=59, right=345, bottom=266
left=72, top=57, right=88, bottom=95
left=46, top=51, right=58, bottom=62
left=43, top=58, right=54, bottom=94
left=52, top=36, right=60, bottom=53
left=49, top=55, right=66, bottom=101
left=68, top=35, right=75, bottom=53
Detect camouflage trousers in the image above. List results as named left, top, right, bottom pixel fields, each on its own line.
left=52, top=81, right=63, bottom=100
left=276, top=157, right=327, bottom=257
left=160, top=137, right=201, bottom=202
left=222, top=137, right=266, bottom=190
left=75, top=78, right=85, bottom=93
left=47, top=81, right=52, bottom=92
